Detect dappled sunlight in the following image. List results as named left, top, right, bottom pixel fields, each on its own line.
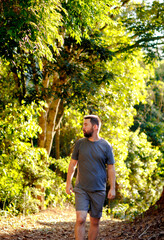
left=0, top=206, right=121, bottom=240
left=1, top=203, right=163, bottom=239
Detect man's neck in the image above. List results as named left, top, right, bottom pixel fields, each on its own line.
left=88, top=134, right=100, bottom=142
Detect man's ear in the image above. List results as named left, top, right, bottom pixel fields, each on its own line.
left=93, top=124, right=98, bottom=131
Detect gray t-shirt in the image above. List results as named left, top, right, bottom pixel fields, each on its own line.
left=72, top=138, right=115, bottom=191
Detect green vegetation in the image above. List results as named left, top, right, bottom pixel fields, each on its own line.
left=0, top=0, right=163, bottom=219
left=0, top=102, right=74, bottom=215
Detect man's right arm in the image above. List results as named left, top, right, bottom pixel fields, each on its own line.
left=66, top=158, right=78, bottom=195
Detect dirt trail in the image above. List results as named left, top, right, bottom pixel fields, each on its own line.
left=0, top=205, right=120, bottom=240
left=0, top=204, right=163, bottom=240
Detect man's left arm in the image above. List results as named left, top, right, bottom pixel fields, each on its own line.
left=107, top=164, right=116, bottom=199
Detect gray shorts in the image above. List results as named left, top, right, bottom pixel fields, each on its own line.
left=74, top=187, right=106, bottom=218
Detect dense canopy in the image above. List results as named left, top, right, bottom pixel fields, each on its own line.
left=0, top=0, right=163, bottom=218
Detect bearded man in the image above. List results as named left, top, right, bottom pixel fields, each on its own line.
left=66, top=115, right=116, bottom=240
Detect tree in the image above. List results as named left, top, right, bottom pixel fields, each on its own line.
left=0, top=0, right=121, bottom=155
left=1, top=0, right=164, bottom=217
left=35, top=0, right=164, bottom=156
left=1, top=0, right=164, bottom=156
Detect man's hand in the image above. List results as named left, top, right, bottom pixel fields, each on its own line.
left=107, top=188, right=116, bottom=199
left=66, top=183, right=73, bottom=195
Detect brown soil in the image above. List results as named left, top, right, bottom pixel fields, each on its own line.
left=0, top=196, right=163, bottom=240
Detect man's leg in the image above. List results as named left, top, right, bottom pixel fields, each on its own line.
left=88, top=216, right=100, bottom=240
left=75, top=210, right=88, bottom=240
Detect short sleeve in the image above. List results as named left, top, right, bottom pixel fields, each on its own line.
left=106, top=143, right=115, bottom=165
left=71, top=140, right=81, bottom=160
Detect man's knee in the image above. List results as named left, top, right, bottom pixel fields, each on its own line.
left=76, top=211, right=87, bottom=225
left=90, top=217, right=100, bottom=227
left=76, top=217, right=86, bottom=225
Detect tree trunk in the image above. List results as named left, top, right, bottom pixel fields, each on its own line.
left=37, top=62, right=65, bottom=156
left=37, top=97, right=64, bottom=209
left=38, top=98, right=64, bottom=156
left=38, top=110, right=47, bottom=148
left=36, top=64, right=66, bottom=208
left=37, top=67, right=65, bottom=156
left=45, top=98, right=61, bottom=155
left=55, top=124, right=60, bottom=159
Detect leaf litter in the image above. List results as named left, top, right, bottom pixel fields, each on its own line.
left=0, top=200, right=163, bottom=240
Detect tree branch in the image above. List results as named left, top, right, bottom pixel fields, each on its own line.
left=116, top=35, right=164, bottom=54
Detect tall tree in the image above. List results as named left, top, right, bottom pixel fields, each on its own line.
left=1, top=0, right=164, bottom=215
left=0, top=0, right=163, bottom=156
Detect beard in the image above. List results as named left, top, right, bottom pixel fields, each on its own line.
left=83, top=128, right=94, bottom=138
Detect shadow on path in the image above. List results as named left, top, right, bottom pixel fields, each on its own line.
left=0, top=205, right=164, bottom=240
left=0, top=217, right=124, bottom=240
left=0, top=221, right=75, bottom=240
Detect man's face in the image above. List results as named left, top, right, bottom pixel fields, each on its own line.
left=83, top=118, right=94, bottom=138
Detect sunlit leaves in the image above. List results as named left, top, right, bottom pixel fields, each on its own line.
left=120, top=0, right=164, bottom=60
left=123, top=131, right=162, bottom=217
left=0, top=102, right=42, bottom=144
left=62, top=0, right=120, bottom=42
left=0, top=0, right=163, bottom=218
left=0, top=0, right=62, bottom=60
left=0, top=102, right=49, bottom=213
left=60, top=51, right=163, bottom=218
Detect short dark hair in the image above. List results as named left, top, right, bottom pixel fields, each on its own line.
left=84, top=115, right=101, bottom=130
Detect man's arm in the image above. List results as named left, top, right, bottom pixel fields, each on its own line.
left=107, top=164, right=116, bottom=199
left=66, top=158, right=78, bottom=195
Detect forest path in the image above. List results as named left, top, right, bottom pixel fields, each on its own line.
left=0, top=204, right=163, bottom=240
left=0, top=205, right=125, bottom=240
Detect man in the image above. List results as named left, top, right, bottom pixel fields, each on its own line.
left=66, top=115, right=116, bottom=240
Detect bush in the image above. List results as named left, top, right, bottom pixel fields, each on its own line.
left=110, top=131, right=163, bottom=219
left=0, top=102, right=74, bottom=216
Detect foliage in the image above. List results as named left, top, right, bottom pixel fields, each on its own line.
left=45, top=157, right=75, bottom=208
left=61, top=0, right=119, bottom=40
left=114, top=131, right=162, bottom=219
left=0, top=0, right=164, bottom=218
left=0, top=102, right=44, bottom=213
left=0, top=102, right=73, bottom=215
left=131, top=61, right=164, bottom=178
left=0, top=0, right=62, bottom=61
left=0, top=60, right=17, bottom=109
left=120, top=0, right=164, bottom=60
left=0, top=0, right=163, bottom=158
left=52, top=109, right=83, bottom=158
left=1, top=0, right=163, bottom=106
left=100, top=59, right=163, bottom=218
left=57, top=54, right=164, bottom=219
